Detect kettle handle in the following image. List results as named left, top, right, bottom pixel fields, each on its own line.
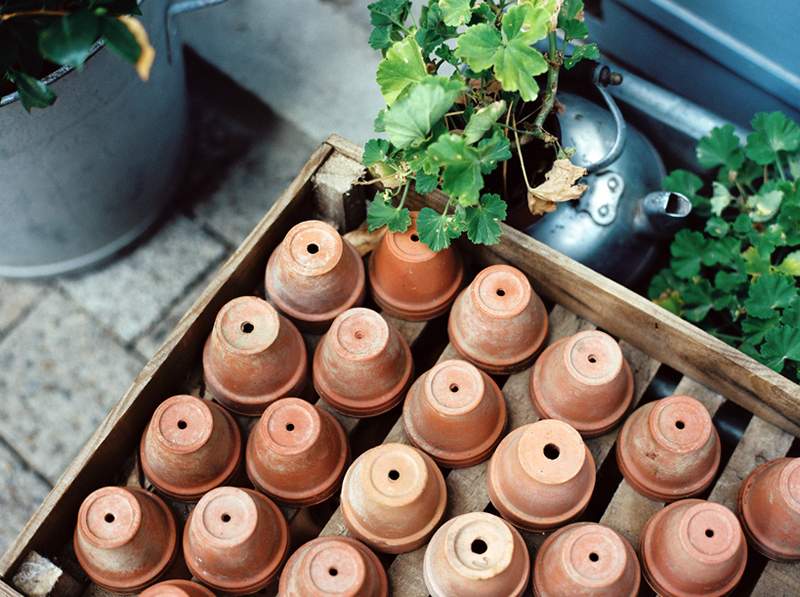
left=585, top=64, right=628, bottom=173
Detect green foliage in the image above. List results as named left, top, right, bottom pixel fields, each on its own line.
left=649, top=112, right=800, bottom=382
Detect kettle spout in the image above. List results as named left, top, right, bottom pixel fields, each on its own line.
left=635, top=192, right=692, bottom=238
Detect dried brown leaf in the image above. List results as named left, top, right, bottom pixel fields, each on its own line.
left=528, top=158, right=587, bottom=215
left=119, top=16, right=155, bottom=81
left=343, top=223, right=386, bottom=256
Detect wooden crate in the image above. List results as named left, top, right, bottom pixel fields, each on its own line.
left=2, top=135, right=799, bottom=597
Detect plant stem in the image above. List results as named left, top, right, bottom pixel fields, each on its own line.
left=0, top=9, right=67, bottom=21
left=532, top=31, right=561, bottom=136
left=398, top=179, right=411, bottom=209
left=775, top=153, right=787, bottom=181
left=512, top=111, right=533, bottom=191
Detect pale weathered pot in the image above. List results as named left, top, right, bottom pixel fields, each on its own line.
left=139, top=580, right=215, bottom=597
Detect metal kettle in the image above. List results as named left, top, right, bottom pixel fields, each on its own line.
left=525, top=68, right=692, bottom=288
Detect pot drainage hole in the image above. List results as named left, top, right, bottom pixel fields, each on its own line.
left=307, top=243, right=319, bottom=254
left=470, top=538, right=488, bottom=554
left=388, top=469, right=400, bottom=481
left=544, top=443, right=560, bottom=460
left=104, top=513, right=115, bottom=523
left=241, top=321, right=254, bottom=334
left=589, top=552, right=599, bottom=562
left=675, top=420, right=685, bottom=429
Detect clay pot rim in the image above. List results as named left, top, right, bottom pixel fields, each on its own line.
left=281, top=219, right=345, bottom=276
left=212, top=296, right=282, bottom=357
left=530, top=336, right=635, bottom=437
left=73, top=488, right=178, bottom=593
left=649, top=395, right=715, bottom=454
left=139, top=398, right=243, bottom=501
left=140, top=580, right=216, bottom=597
left=245, top=406, right=350, bottom=506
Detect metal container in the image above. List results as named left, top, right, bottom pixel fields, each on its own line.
left=0, top=0, right=225, bottom=278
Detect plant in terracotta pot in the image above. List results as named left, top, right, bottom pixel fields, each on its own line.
left=362, top=0, right=598, bottom=251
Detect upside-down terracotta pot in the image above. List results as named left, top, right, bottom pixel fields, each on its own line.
left=738, top=457, right=800, bottom=560
left=140, top=394, right=242, bottom=501
left=616, top=395, right=721, bottom=501
left=530, top=330, right=634, bottom=437
left=448, top=264, right=548, bottom=374
left=487, top=419, right=595, bottom=531
left=340, top=442, right=447, bottom=553
left=140, top=580, right=215, bottom=597
left=403, top=359, right=506, bottom=468
left=266, top=219, right=365, bottom=330
left=203, top=296, right=307, bottom=416
left=73, top=486, right=177, bottom=593
left=368, top=211, right=463, bottom=321
left=313, top=308, right=413, bottom=417
left=533, top=522, right=640, bottom=596
left=183, top=486, right=289, bottom=594
left=246, top=397, right=349, bottom=506
left=278, top=536, right=388, bottom=597
left=640, top=499, right=747, bottom=597
left=423, top=512, right=530, bottom=597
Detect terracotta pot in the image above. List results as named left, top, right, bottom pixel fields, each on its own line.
left=448, top=264, right=548, bottom=374
left=423, top=512, right=530, bottom=597
left=183, top=486, right=289, bottom=594
left=140, top=394, right=242, bottom=501
left=368, top=211, right=463, bottom=321
left=73, top=486, right=177, bottom=593
left=140, top=580, right=215, bottom=597
left=246, top=397, right=349, bottom=506
left=278, top=536, right=388, bottom=597
left=530, top=330, right=634, bottom=437
left=266, top=219, right=365, bottom=330
left=313, top=308, right=413, bottom=417
left=340, top=442, right=447, bottom=553
left=203, top=296, right=307, bottom=416
left=533, top=522, right=640, bottom=596
left=616, top=395, right=721, bottom=501
left=738, top=457, right=800, bottom=561
left=403, top=359, right=506, bottom=468
left=487, top=419, right=595, bottom=531
left=640, top=499, right=747, bottom=597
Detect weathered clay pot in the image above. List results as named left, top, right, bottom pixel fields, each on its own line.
left=487, top=419, right=595, bottom=531
left=266, top=219, right=365, bottom=330
left=738, top=457, right=800, bottom=560
left=73, top=486, right=177, bottom=593
left=203, top=296, right=307, bottom=416
left=423, top=512, right=530, bottom=597
left=340, top=442, right=447, bottom=553
left=278, top=536, right=389, bottom=597
left=183, top=486, right=289, bottom=594
left=640, top=499, right=747, bottom=597
left=368, top=211, right=463, bottom=321
left=533, top=522, right=640, bottom=596
left=246, top=397, right=349, bottom=506
left=616, top=395, right=721, bottom=501
left=448, top=264, right=548, bottom=374
left=530, top=330, right=633, bottom=437
left=140, top=580, right=215, bottom=597
left=313, top=308, right=413, bottom=417
left=140, top=394, right=242, bottom=501
left=403, top=359, right=506, bottom=468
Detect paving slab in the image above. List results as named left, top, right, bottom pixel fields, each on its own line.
left=59, top=216, right=226, bottom=344
left=0, top=280, right=46, bottom=337
left=0, top=292, right=143, bottom=482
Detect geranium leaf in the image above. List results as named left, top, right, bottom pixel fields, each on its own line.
left=8, top=69, right=56, bottom=112
left=366, top=194, right=412, bottom=232
left=414, top=171, right=439, bottom=194
left=464, top=193, right=507, bottom=245
left=428, top=133, right=482, bottom=204
left=455, top=23, right=501, bottom=72
left=101, top=16, right=141, bottom=65
left=670, top=230, right=707, bottom=279
left=476, top=127, right=512, bottom=173
left=363, top=138, right=391, bottom=166
left=744, top=273, right=796, bottom=318
left=745, top=111, right=800, bottom=165
left=376, top=36, right=428, bottom=105
left=714, top=270, right=747, bottom=293
left=463, top=100, right=506, bottom=144
left=705, top=216, right=729, bottom=238
left=416, top=206, right=462, bottom=251
left=368, top=0, right=411, bottom=27
left=440, top=0, right=472, bottom=26
left=709, top=182, right=732, bottom=216
left=746, top=188, right=783, bottom=222
left=777, top=250, right=800, bottom=276
left=696, top=124, right=744, bottom=171
left=563, top=43, right=599, bottom=69
left=39, top=10, right=100, bottom=69
left=759, top=325, right=800, bottom=372
left=369, top=25, right=394, bottom=50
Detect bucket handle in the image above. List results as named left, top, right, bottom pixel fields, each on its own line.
left=165, top=0, right=229, bottom=63
left=585, top=64, right=628, bottom=173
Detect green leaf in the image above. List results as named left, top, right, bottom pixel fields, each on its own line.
left=101, top=16, right=140, bottom=65
left=492, top=39, right=547, bottom=102
left=367, top=194, right=412, bottom=232
left=783, top=302, right=800, bottom=327
left=463, top=100, right=506, bottom=144
left=681, top=279, right=714, bottom=322
left=368, top=0, right=411, bottom=26
left=8, top=70, right=56, bottom=112
left=747, top=188, right=783, bottom=222
left=416, top=206, right=462, bottom=250
left=696, top=124, right=744, bottom=171
left=39, top=11, right=100, bottom=69
left=746, top=111, right=800, bottom=165
left=744, top=273, right=797, bottom=318
left=742, top=244, right=773, bottom=275
left=363, top=139, right=391, bottom=166
left=414, top=171, right=439, bottom=194
left=464, top=193, right=506, bottom=245
left=714, top=270, right=747, bottom=293
left=742, top=315, right=781, bottom=344
left=777, top=250, right=800, bottom=276
left=475, top=127, right=512, bottom=173
left=564, top=43, right=599, bottom=69
left=759, top=325, right=800, bottom=372
left=369, top=25, right=394, bottom=50
left=663, top=169, right=706, bottom=212
left=383, top=76, right=465, bottom=149
left=702, top=236, right=741, bottom=268
left=670, top=230, right=707, bottom=279
left=455, top=23, right=500, bottom=71
left=709, top=182, right=732, bottom=216
left=705, top=216, right=729, bottom=238
left=440, top=0, right=472, bottom=26
left=376, top=36, right=428, bottom=105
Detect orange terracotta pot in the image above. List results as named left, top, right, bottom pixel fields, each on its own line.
left=140, top=580, right=215, bottom=597
left=640, top=499, right=747, bottom=597
left=313, top=308, right=413, bottom=417
left=246, top=397, right=349, bottom=506
left=533, top=522, right=640, bottom=596
left=368, top=211, right=464, bottom=321
left=530, top=330, right=633, bottom=437
left=448, top=265, right=548, bottom=374
left=203, top=296, right=307, bottom=416
left=738, top=457, right=800, bottom=561
left=278, top=536, right=388, bottom=597
left=183, top=486, right=289, bottom=594
left=266, top=220, right=365, bottom=330
left=487, top=419, right=595, bottom=532
left=616, top=395, right=721, bottom=501
left=340, top=442, right=447, bottom=554
left=140, top=394, right=242, bottom=501
left=423, top=512, right=530, bottom=597
left=73, top=486, right=177, bottom=593
left=402, top=359, right=506, bottom=468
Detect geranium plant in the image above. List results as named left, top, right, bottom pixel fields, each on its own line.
left=363, top=0, right=598, bottom=250
left=650, top=111, right=800, bottom=381
left=0, top=1, right=153, bottom=111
